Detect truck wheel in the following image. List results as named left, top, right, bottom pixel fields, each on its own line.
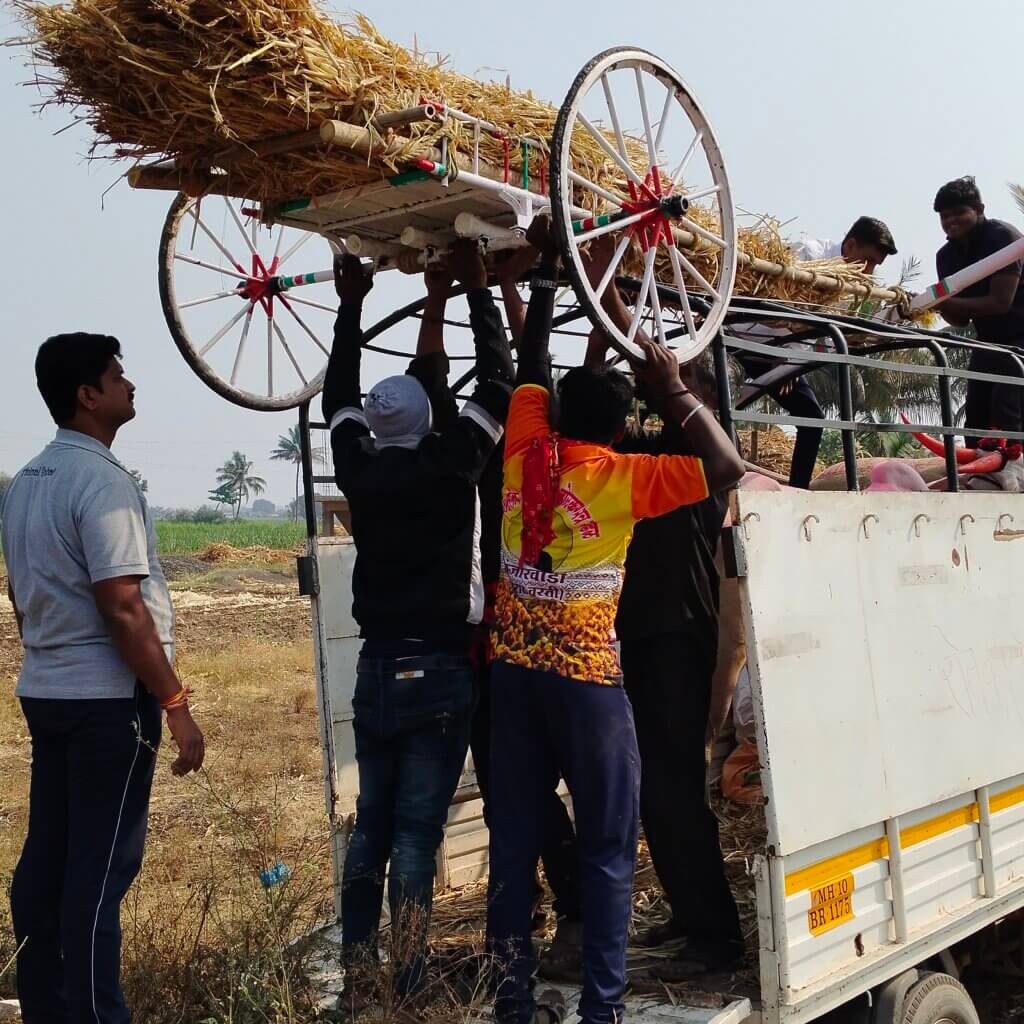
left=900, top=973, right=979, bottom=1024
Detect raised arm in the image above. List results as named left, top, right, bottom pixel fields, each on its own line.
left=494, top=245, right=542, bottom=347
left=321, top=254, right=373, bottom=427
left=633, top=339, right=744, bottom=493
left=448, top=240, right=516, bottom=399
left=515, top=216, right=562, bottom=389
left=420, top=242, right=515, bottom=481
left=408, top=264, right=459, bottom=431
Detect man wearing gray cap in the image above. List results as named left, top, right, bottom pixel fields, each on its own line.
left=322, top=243, right=514, bottom=1009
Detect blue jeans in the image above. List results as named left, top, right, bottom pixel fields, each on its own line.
left=341, top=653, right=473, bottom=993
left=486, top=663, right=640, bottom=1024
left=11, top=684, right=160, bottom=1024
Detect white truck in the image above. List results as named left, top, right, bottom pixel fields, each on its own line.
left=300, top=479, right=1024, bottom=1024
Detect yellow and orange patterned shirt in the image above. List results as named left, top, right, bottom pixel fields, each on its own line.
left=493, top=384, right=710, bottom=684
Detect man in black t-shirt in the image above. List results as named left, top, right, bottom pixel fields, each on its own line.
left=933, top=176, right=1024, bottom=445
left=581, top=245, right=744, bottom=978
left=614, top=363, right=744, bottom=980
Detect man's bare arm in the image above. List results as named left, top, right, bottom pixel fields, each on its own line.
left=939, top=271, right=1021, bottom=323
left=93, top=576, right=205, bottom=774
left=416, top=266, right=454, bottom=356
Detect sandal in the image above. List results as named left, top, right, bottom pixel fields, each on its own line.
left=537, top=919, right=584, bottom=982
left=534, top=987, right=568, bottom=1024
left=649, top=947, right=743, bottom=982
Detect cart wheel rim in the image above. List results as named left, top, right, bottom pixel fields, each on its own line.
left=159, top=193, right=338, bottom=411
left=550, top=47, right=737, bottom=364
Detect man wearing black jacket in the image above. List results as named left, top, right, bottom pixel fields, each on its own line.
left=322, top=245, right=514, bottom=1000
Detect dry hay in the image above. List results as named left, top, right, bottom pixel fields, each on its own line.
left=736, top=425, right=813, bottom=480
left=427, top=789, right=767, bottom=996
left=195, top=541, right=297, bottom=564
left=14, top=0, right=888, bottom=310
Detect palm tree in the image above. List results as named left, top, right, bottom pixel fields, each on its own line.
left=1011, top=183, right=1024, bottom=218
left=270, top=425, right=321, bottom=521
left=208, top=481, right=236, bottom=511
left=216, top=452, right=266, bottom=520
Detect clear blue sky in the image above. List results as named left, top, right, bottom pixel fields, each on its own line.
left=2, top=0, right=1022, bottom=507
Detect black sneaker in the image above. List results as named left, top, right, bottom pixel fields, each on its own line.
left=635, top=918, right=688, bottom=949
left=649, top=944, right=744, bottom=981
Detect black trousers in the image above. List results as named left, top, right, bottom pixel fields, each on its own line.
left=471, top=662, right=582, bottom=921
left=964, top=346, right=1024, bottom=448
left=738, top=355, right=824, bottom=489
left=620, top=631, right=743, bottom=957
left=11, top=685, right=161, bottom=1024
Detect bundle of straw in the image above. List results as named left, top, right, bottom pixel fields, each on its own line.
left=15, top=0, right=887, bottom=308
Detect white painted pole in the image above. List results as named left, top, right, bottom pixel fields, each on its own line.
left=454, top=212, right=521, bottom=243
left=911, top=237, right=1024, bottom=310
left=400, top=225, right=453, bottom=250
left=344, top=235, right=402, bottom=259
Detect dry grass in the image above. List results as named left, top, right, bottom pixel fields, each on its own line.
left=13, top=0, right=889, bottom=310
left=0, top=577, right=335, bottom=1019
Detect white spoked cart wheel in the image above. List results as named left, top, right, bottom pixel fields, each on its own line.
left=159, top=193, right=339, bottom=411
left=550, top=47, right=737, bottom=364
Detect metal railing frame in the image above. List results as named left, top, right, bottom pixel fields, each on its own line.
left=296, top=283, right=1024, bottom=518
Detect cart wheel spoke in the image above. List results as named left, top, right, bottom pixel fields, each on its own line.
left=594, top=235, right=633, bottom=302
left=683, top=183, right=721, bottom=203
left=648, top=258, right=668, bottom=348
left=634, top=67, right=660, bottom=188
left=551, top=48, right=736, bottom=365
left=574, top=210, right=650, bottom=245
left=173, top=253, right=249, bottom=280
left=267, top=314, right=274, bottom=397
left=599, top=72, right=631, bottom=166
left=189, top=204, right=246, bottom=273
left=179, top=289, right=242, bottom=310
left=653, top=83, right=675, bottom=156
left=578, top=114, right=654, bottom=199
left=162, top=192, right=333, bottom=409
left=272, top=319, right=309, bottom=386
left=677, top=215, right=727, bottom=250
left=674, top=246, right=721, bottom=302
left=280, top=297, right=331, bottom=357
left=199, top=304, right=251, bottom=357
left=230, top=306, right=255, bottom=386
left=567, top=170, right=624, bottom=211
left=277, top=230, right=315, bottom=269
left=666, top=244, right=699, bottom=344
left=627, top=248, right=658, bottom=344
left=225, top=197, right=257, bottom=257
left=667, top=131, right=704, bottom=194
left=287, top=294, right=340, bottom=315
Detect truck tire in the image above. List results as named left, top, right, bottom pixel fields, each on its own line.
left=900, top=973, right=979, bottom=1024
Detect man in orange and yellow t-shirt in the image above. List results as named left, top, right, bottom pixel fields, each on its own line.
left=485, top=218, right=744, bottom=1024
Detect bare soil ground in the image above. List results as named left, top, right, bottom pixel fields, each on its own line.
left=1, top=555, right=1021, bottom=1021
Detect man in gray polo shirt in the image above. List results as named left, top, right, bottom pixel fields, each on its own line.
left=2, top=332, right=205, bottom=1024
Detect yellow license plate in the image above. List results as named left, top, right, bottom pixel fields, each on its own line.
left=807, top=873, right=855, bottom=936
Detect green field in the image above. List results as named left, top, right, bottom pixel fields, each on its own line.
left=155, top=519, right=306, bottom=554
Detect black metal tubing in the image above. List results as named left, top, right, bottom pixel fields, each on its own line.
left=854, top=338, right=960, bottom=492
left=711, top=331, right=736, bottom=445
left=298, top=401, right=318, bottom=539
left=821, top=325, right=859, bottom=492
